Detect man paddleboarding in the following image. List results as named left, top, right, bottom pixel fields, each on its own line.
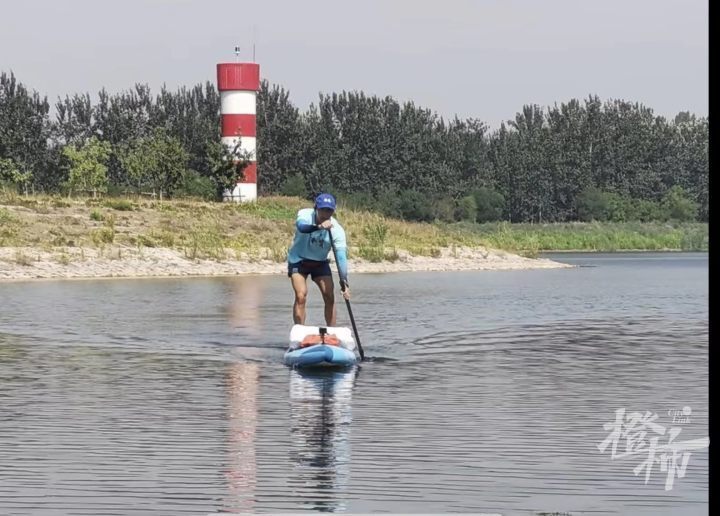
left=287, top=193, right=350, bottom=326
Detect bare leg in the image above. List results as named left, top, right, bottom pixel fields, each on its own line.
left=290, top=273, right=309, bottom=324
left=313, top=275, right=336, bottom=326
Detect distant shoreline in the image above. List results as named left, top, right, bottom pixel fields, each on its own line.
left=539, top=248, right=705, bottom=254
left=0, top=245, right=572, bottom=282
left=2, top=195, right=705, bottom=283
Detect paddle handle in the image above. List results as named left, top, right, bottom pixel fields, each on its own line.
left=328, top=228, right=364, bottom=361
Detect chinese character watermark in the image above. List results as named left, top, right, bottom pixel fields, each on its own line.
left=597, top=407, right=709, bottom=490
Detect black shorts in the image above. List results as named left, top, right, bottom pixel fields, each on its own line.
left=287, top=260, right=332, bottom=280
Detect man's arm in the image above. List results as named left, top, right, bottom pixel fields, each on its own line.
left=296, top=220, right=319, bottom=233
left=332, top=225, right=349, bottom=286
left=335, top=248, right=348, bottom=286
left=295, top=210, right=318, bottom=233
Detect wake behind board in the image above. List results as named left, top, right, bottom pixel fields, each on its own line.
left=284, top=324, right=359, bottom=368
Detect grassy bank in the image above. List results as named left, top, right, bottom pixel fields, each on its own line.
left=458, top=220, right=708, bottom=255
left=0, top=194, right=708, bottom=265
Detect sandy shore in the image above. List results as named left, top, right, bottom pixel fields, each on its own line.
left=0, top=245, right=572, bottom=281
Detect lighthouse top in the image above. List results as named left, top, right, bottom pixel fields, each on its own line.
left=217, top=63, right=260, bottom=92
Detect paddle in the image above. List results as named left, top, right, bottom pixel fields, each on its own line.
left=328, top=228, right=365, bottom=361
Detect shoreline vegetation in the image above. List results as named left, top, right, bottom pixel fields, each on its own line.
left=0, top=194, right=708, bottom=282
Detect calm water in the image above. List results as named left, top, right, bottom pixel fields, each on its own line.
left=0, top=252, right=708, bottom=515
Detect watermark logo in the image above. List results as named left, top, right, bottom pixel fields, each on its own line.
left=597, top=407, right=708, bottom=491
left=667, top=406, right=692, bottom=424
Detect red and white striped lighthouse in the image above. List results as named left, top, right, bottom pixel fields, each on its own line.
left=217, top=62, right=260, bottom=202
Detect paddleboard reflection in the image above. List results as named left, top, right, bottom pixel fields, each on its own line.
left=288, top=367, right=359, bottom=512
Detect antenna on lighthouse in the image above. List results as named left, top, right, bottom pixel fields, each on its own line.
left=234, top=45, right=241, bottom=62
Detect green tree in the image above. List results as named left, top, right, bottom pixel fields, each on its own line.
left=0, top=70, right=710, bottom=216
left=256, top=80, right=306, bottom=194
left=150, top=82, right=221, bottom=178
left=201, top=139, right=254, bottom=200
left=671, top=116, right=708, bottom=221
left=119, top=129, right=188, bottom=199
left=0, top=157, right=32, bottom=193
left=0, top=72, right=51, bottom=192
left=545, top=99, right=594, bottom=220
left=63, top=137, right=111, bottom=197
left=53, top=93, right=94, bottom=145
left=674, top=111, right=696, bottom=125
left=507, top=104, right=551, bottom=222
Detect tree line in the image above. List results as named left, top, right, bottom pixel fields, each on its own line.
left=0, top=70, right=708, bottom=222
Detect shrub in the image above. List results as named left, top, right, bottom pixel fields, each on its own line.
left=662, top=186, right=698, bottom=221
left=456, top=195, right=477, bottom=222
left=431, top=195, right=456, bottom=223
left=104, top=199, right=135, bottom=211
left=472, top=187, right=505, bottom=222
left=375, top=189, right=402, bottom=219
left=625, top=198, right=665, bottom=222
left=91, top=227, right=115, bottom=245
left=342, top=191, right=378, bottom=212
left=279, top=173, right=307, bottom=198
left=176, top=171, right=217, bottom=200
left=397, top=189, right=433, bottom=222
left=363, top=220, right=388, bottom=247
left=576, top=187, right=608, bottom=221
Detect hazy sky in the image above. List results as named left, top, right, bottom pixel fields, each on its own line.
left=1, top=0, right=708, bottom=129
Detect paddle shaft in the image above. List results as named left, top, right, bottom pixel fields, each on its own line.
left=328, top=228, right=364, bottom=360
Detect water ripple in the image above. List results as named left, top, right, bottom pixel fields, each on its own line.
left=0, top=254, right=708, bottom=514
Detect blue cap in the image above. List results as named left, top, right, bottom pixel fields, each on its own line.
left=315, top=193, right=336, bottom=210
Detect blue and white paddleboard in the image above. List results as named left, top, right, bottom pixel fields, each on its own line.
left=284, top=324, right=358, bottom=368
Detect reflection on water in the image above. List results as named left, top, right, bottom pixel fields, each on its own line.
left=288, top=368, right=358, bottom=512
left=228, top=279, right=265, bottom=338
left=224, top=362, right=259, bottom=513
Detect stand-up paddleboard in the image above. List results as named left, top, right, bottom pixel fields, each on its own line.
left=284, top=324, right=359, bottom=368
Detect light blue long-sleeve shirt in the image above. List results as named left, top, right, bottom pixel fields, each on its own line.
left=287, top=208, right=348, bottom=283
